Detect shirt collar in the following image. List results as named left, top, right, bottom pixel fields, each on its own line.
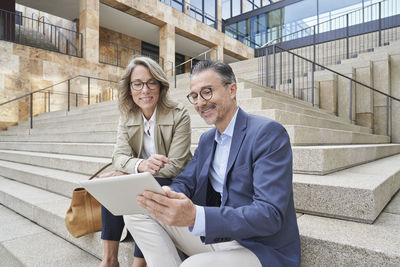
left=142, top=107, right=157, bottom=125
left=215, top=108, right=239, bottom=142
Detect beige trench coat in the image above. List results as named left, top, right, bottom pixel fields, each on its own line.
left=112, top=103, right=192, bottom=179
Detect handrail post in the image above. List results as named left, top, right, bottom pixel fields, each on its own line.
left=273, top=45, right=276, bottom=89
left=67, top=79, right=71, bottom=111
left=349, top=80, right=353, bottom=122
left=386, top=96, right=389, bottom=136
left=88, top=77, right=90, bottom=105
left=117, top=43, right=119, bottom=66
left=47, top=91, right=50, bottom=112
left=57, top=28, right=60, bottom=52
left=80, top=33, right=83, bottom=57
left=378, top=2, right=382, bottom=47
left=279, top=50, right=282, bottom=84
left=346, top=14, right=349, bottom=59
left=174, top=66, right=177, bottom=88
left=390, top=98, right=392, bottom=143
left=292, top=53, right=295, bottom=97
left=30, top=93, right=33, bottom=129
left=265, top=47, right=269, bottom=87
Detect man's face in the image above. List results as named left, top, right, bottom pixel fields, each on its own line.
left=189, top=69, right=237, bottom=130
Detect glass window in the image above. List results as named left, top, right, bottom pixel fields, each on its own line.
left=267, top=8, right=281, bottom=42
left=246, top=1, right=253, bottom=12
left=281, top=0, right=317, bottom=39
left=222, top=0, right=231, bottom=19
left=169, top=0, right=184, bottom=11
left=232, top=0, right=241, bottom=17
left=204, top=0, right=216, bottom=18
left=191, top=0, right=202, bottom=10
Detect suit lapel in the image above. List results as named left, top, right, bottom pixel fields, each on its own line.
left=226, top=108, right=247, bottom=174
left=223, top=108, right=247, bottom=201
left=198, top=129, right=217, bottom=204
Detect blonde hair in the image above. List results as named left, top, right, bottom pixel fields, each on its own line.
left=118, top=56, right=176, bottom=117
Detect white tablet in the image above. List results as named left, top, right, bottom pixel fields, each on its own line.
left=80, top=172, right=165, bottom=216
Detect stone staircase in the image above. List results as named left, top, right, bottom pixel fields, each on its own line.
left=231, top=38, right=400, bottom=142
left=1, top=70, right=400, bottom=266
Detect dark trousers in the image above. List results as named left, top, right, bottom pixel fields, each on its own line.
left=101, top=177, right=173, bottom=258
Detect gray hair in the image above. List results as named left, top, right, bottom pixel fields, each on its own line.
left=118, top=56, right=176, bottom=117
left=191, top=60, right=237, bottom=84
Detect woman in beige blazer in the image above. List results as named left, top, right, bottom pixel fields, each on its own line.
left=100, top=56, right=192, bottom=267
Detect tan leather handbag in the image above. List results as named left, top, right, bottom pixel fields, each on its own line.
left=65, top=163, right=112, bottom=238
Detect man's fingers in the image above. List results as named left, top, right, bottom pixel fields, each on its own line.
left=165, top=189, right=186, bottom=199
left=143, top=190, right=175, bottom=206
left=137, top=195, right=167, bottom=216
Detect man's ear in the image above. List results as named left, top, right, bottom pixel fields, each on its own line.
left=230, top=83, right=237, bottom=99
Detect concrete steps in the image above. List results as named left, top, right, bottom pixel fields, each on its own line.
left=0, top=141, right=114, bottom=157
left=0, top=205, right=100, bottom=267
left=294, top=154, right=400, bottom=223
left=0, top=176, right=134, bottom=267
left=1, top=55, right=398, bottom=266
left=191, top=125, right=388, bottom=146
left=298, top=207, right=400, bottom=266
left=1, top=172, right=399, bottom=267
left=0, top=149, right=110, bottom=175
left=293, top=144, right=400, bottom=175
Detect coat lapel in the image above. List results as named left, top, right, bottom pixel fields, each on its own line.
left=155, top=105, right=174, bottom=155
left=125, top=111, right=143, bottom=157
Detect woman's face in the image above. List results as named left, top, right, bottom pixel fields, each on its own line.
left=130, top=65, right=160, bottom=119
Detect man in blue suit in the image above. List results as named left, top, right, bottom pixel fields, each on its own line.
left=123, top=60, right=301, bottom=267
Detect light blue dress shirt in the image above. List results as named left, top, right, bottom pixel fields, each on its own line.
left=190, top=108, right=239, bottom=236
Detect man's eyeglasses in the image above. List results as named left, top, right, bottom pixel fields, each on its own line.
left=186, top=83, right=231, bottom=105
left=129, top=79, right=159, bottom=91
left=186, top=87, right=213, bottom=105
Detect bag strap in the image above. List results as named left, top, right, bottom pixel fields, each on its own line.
left=89, top=162, right=112, bottom=180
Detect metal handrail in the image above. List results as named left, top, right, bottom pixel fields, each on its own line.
left=0, top=75, right=117, bottom=106
left=0, top=75, right=118, bottom=129
left=274, top=45, right=400, bottom=103
left=37, top=15, right=79, bottom=54
left=187, top=2, right=216, bottom=27
left=262, top=44, right=399, bottom=139
left=1, top=8, right=82, bottom=57
left=173, top=48, right=217, bottom=88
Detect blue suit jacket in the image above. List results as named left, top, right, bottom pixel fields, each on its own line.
left=170, top=108, right=301, bottom=267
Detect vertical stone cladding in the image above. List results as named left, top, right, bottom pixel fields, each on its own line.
left=80, top=0, right=100, bottom=63
left=217, top=0, right=222, bottom=31
left=160, top=23, right=175, bottom=77
left=184, top=0, right=191, bottom=15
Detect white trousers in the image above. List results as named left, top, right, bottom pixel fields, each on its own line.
left=123, top=214, right=262, bottom=267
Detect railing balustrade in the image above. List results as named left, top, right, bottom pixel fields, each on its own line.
left=258, top=44, right=400, bottom=140
left=172, top=48, right=217, bottom=88
left=0, top=76, right=118, bottom=129
left=256, top=1, right=400, bottom=67
left=0, top=8, right=82, bottom=57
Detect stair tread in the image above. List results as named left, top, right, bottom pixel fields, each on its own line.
left=0, top=205, right=100, bottom=266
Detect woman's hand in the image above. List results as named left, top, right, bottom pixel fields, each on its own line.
left=138, top=154, right=171, bottom=175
